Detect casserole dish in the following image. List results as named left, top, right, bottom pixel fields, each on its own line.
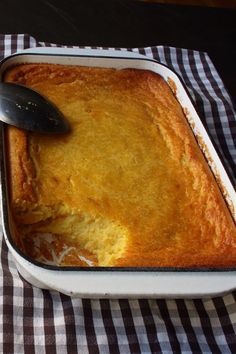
left=0, top=47, right=236, bottom=297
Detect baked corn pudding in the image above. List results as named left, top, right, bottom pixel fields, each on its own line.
left=4, top=63, right=236, bottom=267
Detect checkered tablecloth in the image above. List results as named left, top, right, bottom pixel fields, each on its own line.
left=0, top=34, right=235, bottom=354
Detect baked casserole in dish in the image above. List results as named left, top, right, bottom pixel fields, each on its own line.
left=4, top=62, right=236, bottom=268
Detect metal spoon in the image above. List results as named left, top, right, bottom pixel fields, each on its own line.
left=0, top=82, right=70, bottom=134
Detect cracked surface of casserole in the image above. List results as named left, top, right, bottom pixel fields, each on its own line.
left=4, top=63, right=236, bottom=267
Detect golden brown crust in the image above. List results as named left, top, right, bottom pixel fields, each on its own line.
left=6, top=127, right=36, bottom=203
left=4, top=63, right=236, bottom=267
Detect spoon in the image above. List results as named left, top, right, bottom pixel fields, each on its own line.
left=0, top=82, right=70, bottom=134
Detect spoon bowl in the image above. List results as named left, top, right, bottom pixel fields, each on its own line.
left=0, top=82, right=70, bottom=134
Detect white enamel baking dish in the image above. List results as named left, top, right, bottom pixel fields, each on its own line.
left=0, top=47, right=235, bottom=298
